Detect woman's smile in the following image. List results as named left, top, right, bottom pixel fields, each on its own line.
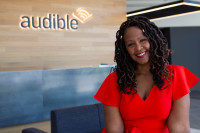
left=136, top=51, right=146, bottom=58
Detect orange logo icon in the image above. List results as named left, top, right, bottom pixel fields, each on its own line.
left=72, top=8, right=93, bottom=23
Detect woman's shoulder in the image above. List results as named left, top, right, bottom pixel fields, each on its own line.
left=167, top=64, right=184, bottom=68
left=167, top=64, right=186, bottom=72
left=167, top=64, right=198, bottom=80
left=106, top=71, right=118, bottom=79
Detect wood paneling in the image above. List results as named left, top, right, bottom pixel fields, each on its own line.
left=0, top=0, right=126, bottom=72
left=0, top=120, right=50, bottom=133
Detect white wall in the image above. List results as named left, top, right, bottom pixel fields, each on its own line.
left=152, top=11, right=200, bottom=28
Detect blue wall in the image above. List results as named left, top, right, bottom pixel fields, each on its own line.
left=170, top=27, right=200, bottom=93
left=170, top=27, right=200, bottom=77
left=0, top=67, right=111, bottom=127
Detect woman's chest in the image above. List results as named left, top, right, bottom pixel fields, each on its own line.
left=135, top=73, right=154, bottom=100
left=119, top=83, right=173, bottom=121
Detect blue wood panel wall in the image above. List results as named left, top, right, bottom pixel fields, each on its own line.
left=0, top=67, right=111, bottom=127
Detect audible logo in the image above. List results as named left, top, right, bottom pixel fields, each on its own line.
left=20, top=14, right=78, bottom=31
left=19, top=8, right=93, bottom=31
left=72, top=8, right=93, bottom=23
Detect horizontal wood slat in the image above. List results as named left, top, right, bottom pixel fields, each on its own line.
left=0, top=0, right=126, bottom=72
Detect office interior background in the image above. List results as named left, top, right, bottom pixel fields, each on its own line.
left=0, top=0, right=200, bottom=132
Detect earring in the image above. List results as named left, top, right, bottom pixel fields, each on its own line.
left=142, top=29, right=145, bottom=32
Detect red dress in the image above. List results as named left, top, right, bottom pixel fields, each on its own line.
left=94, top=65, right=199, bottom=133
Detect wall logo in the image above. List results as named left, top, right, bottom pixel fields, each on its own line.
left=72, top=8, right=93, bottom=23
left=19, top=8, right=93, bottom=31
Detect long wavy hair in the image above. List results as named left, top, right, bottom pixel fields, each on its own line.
left=114, top=16, right=172, bottom=94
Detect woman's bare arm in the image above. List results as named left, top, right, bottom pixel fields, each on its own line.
left=103, top=104, right=124, bottom=133
left=168, top=94, right=190, bottom=133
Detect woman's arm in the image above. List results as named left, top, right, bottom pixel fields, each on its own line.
left=167, top=94, right=190, bottom=133
left=103, top=104, right=124, bottom=133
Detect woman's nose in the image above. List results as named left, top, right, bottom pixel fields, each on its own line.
left=135, top=43, right=143, bottom=51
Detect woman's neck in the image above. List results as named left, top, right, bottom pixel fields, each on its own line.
left=135, top=63, right=151, bottom=75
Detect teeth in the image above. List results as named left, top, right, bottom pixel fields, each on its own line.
left=137, top=52, right=145, bottom=56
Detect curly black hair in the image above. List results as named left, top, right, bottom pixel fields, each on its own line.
left=113, top=16, right=172, bottom=94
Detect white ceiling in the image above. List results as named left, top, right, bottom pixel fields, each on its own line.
left=126, top=0, right=200, bottom=27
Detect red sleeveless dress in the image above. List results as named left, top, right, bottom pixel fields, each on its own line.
left=94, top=65, right=199, bottom=133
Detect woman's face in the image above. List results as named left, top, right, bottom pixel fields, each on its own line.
left=124, top=26, right=150, bottom=65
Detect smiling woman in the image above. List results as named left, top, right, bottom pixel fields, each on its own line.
left=94, top=16, right=199, bottom=133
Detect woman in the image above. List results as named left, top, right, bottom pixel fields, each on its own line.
left=94, top=16, right=199, bottom=133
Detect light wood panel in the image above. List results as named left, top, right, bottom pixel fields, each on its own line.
left=0, top=0, right=126, bottom=72
left=0, top=120, right=50, bottom=133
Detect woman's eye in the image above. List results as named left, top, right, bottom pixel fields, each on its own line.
left=140, top=39, right=147, bottom=42
left=128, top=43, right=135, bottom=47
